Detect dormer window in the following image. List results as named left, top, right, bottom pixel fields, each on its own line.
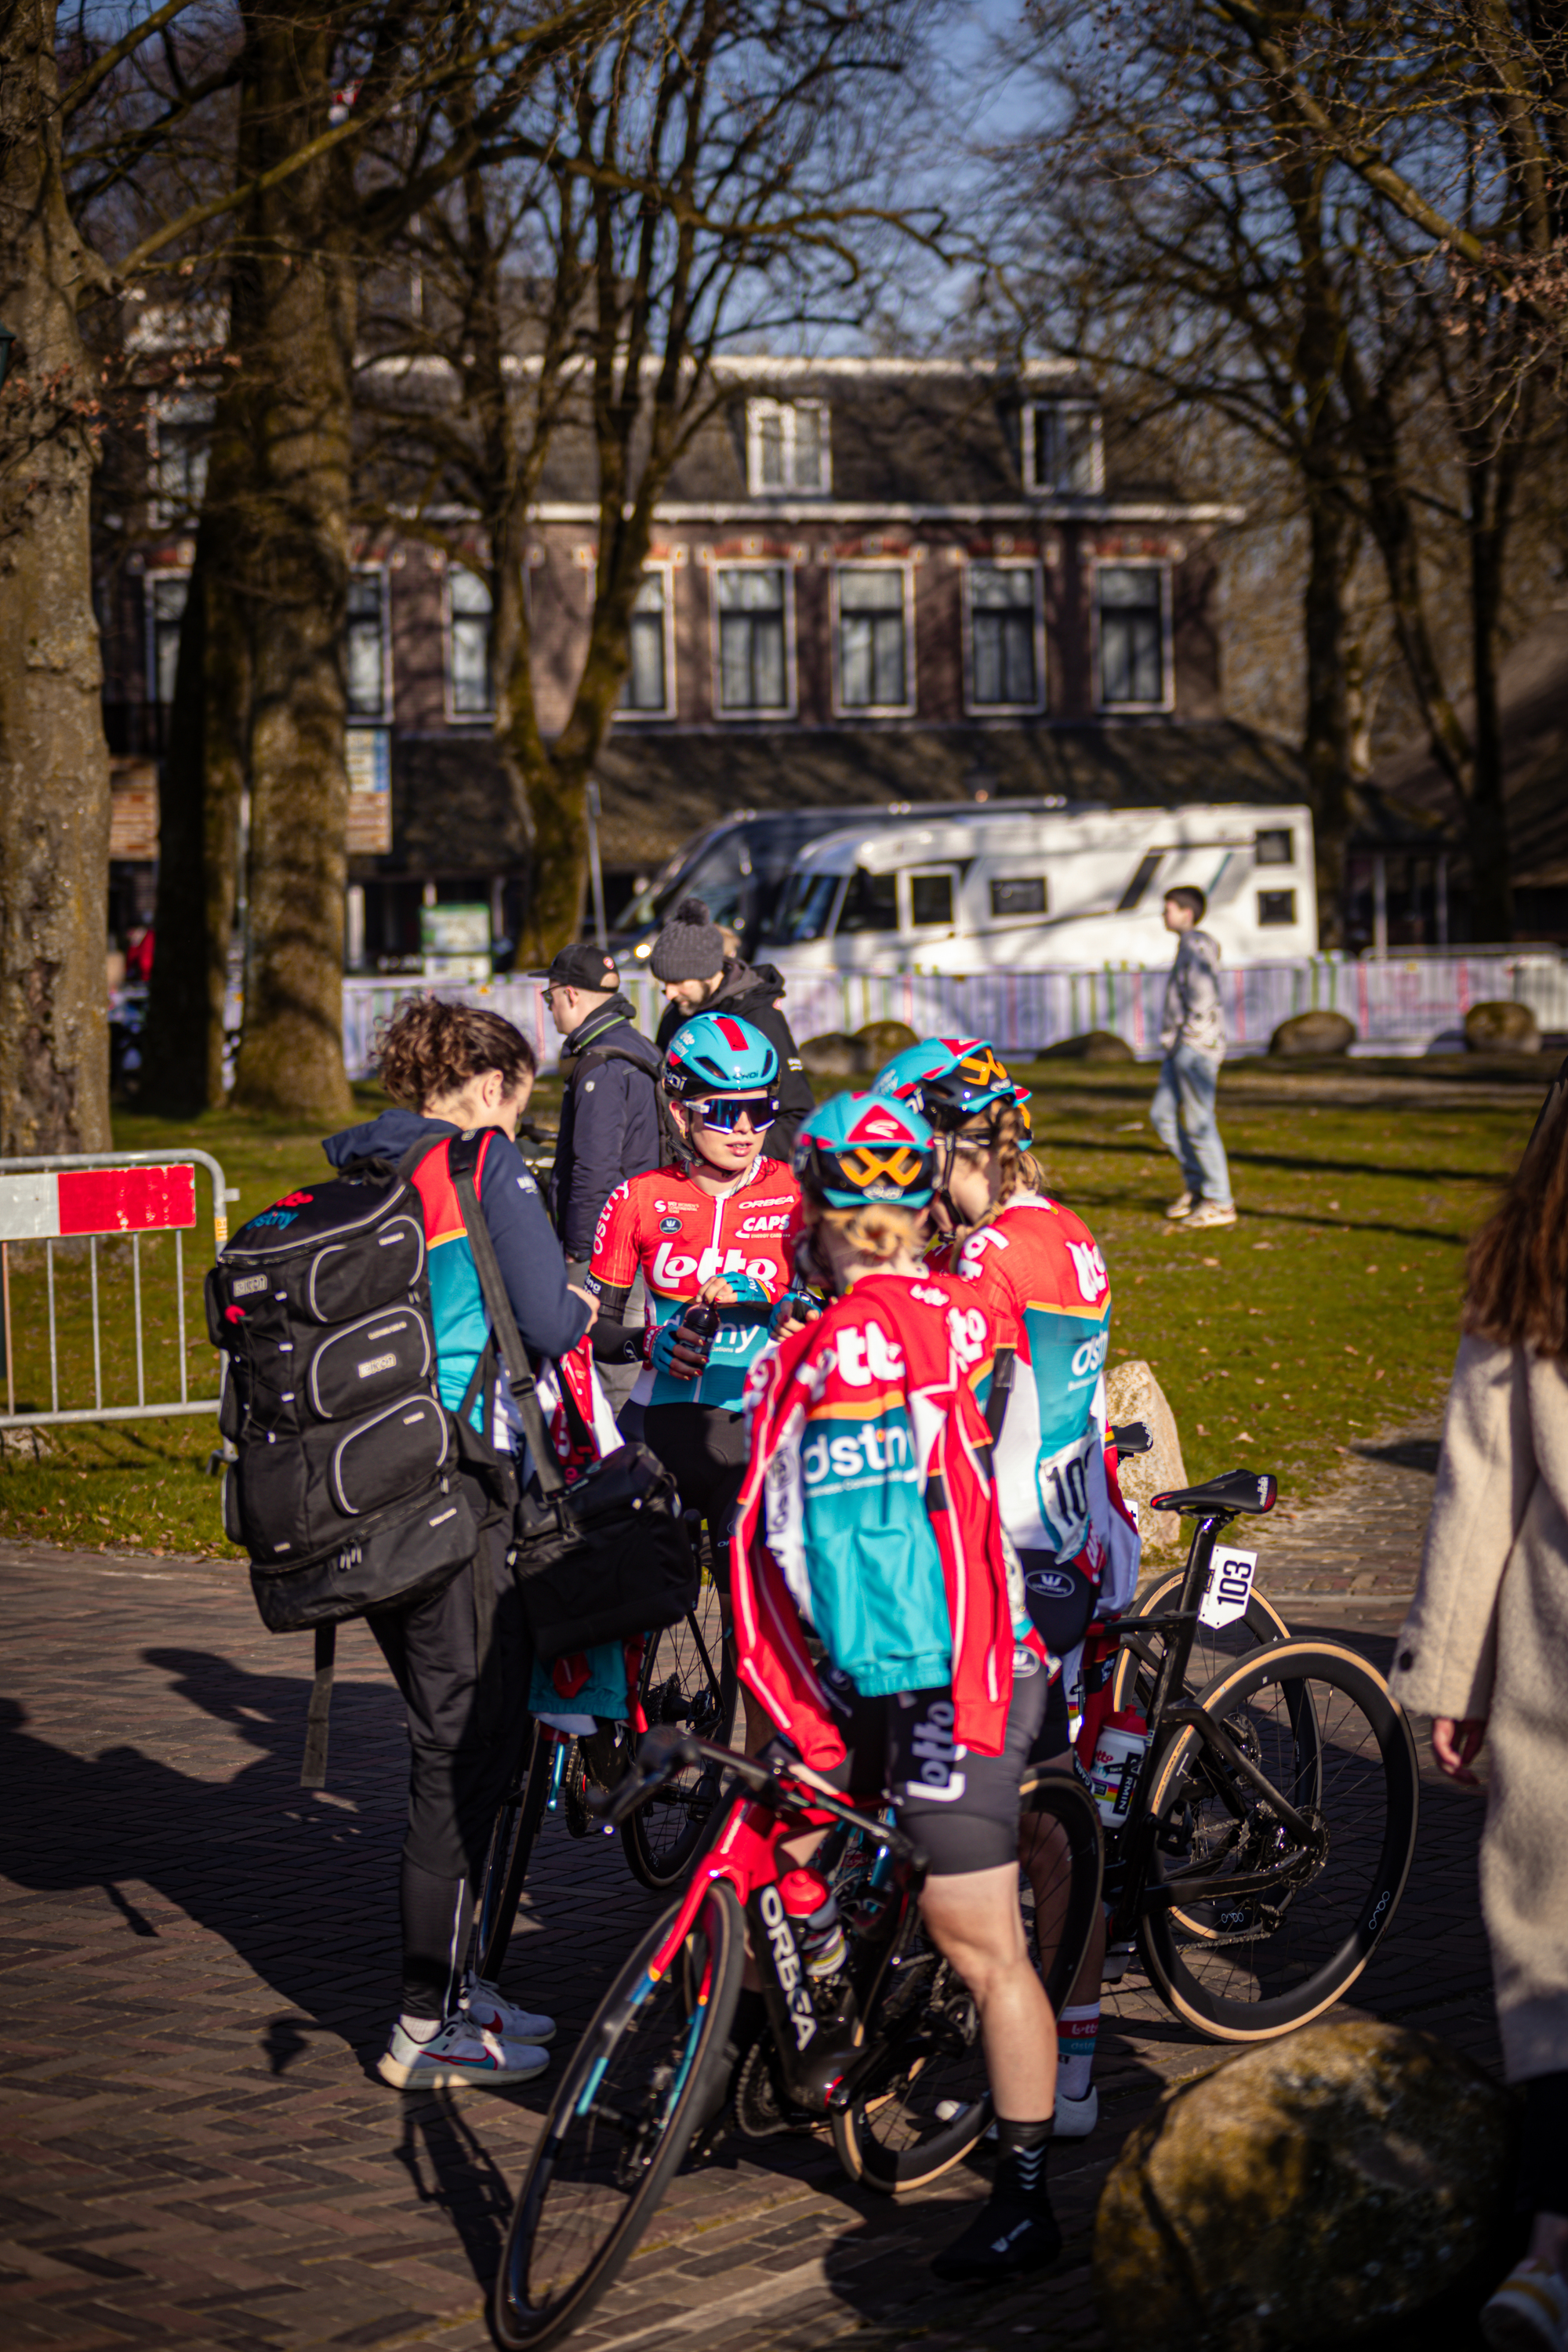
left=1025, top=401, right=1102, bottom=495
left=746, top=397, right=830, bottom=495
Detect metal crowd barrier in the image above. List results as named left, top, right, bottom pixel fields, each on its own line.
left=0, top=1150, right=234, bottom=1431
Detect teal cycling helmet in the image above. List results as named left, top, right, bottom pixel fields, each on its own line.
left=872, top=1036, right=1031, bottom=1141
left=664, top=1011, right=779, bottom=1098
left=792, top=1092, right=938, bottom=1209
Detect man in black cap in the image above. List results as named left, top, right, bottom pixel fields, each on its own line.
left=543, top=943, right=662, bottom=1289
left=650, top=897, right=815, bottom=1163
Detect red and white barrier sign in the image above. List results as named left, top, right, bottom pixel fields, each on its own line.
left=0, top=1163, right=197, bottom=1244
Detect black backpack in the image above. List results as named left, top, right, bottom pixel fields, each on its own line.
left=207, top=1142, right=483, bottom=1776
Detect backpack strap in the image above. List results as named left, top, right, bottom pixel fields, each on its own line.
left=447, top=1130, right=566, bottom=1499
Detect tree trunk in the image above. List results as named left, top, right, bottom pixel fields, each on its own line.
left=1298, top=471, right=1358, bottom=949
left=1465, top=463, right=1515, bottom=941
left=0, top=0, right=111, bottom=1156
left=227, top=4, right=354, bottom=1126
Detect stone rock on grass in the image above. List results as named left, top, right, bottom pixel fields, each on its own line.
left=855, top=1019, right=919, bottom=1064
left=800, top=1032, right=871, bottom=1081
left=1038, top=1029, right=1137, bottom=1063
left=1093, top=2020, right=1518, bottom=2352
left=1270, top=1009, right=1357, bottom=1058
left=1106, top=1359, right=1186, bottom=1553
left=1465, top=1000, right=1541, bottom=1054
left=0, top=1425, right=56, bottom=1460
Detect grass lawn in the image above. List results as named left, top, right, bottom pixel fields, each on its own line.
left=0, top=1056, right=1552, bottom=1558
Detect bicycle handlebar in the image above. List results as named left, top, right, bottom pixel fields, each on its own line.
left=587, top=1722, right=927, bottom=1867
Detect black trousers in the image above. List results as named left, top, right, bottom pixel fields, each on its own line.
left=370, top=1491, right=532, bottom=2017
left=643, top=1402, right=750, bottom=1570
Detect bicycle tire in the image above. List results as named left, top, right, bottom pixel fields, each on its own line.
left=1110, top=1570, right=1291, bottom=1717
left=622, top=1582, right=739, bottom=1893
left=493, top=1879, right=745, bottom=2351
left=831, top=1773, right=1102, bottom=2195
left=474, top=1723, right=554, bottom=1986
left=1138, top=1639, right=1419, bottom=2043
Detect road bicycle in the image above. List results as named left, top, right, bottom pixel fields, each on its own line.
left=1087, top=1462, right=1421, bottom=2042
left=491, top=1730, right=1103, bottom=2350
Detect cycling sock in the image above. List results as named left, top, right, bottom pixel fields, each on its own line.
left=401, top=1857, right=470, bottom=2021
left=931, top=2118, right=1060, bottom=2282
left=1057, top=2003, right=1101, bottom=2101
left=993, top=2115, right=1054, bottom=2207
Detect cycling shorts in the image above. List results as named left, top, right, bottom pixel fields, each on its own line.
left=818, top=1656, right=1048, bottom=1878
left=642, top=1402, right=749, bottom=1586
left=1018, top=1552, right=1098, bottom=1761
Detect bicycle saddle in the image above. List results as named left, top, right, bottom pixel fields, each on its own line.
left=1151, top=1468, right=1277, bottom=1516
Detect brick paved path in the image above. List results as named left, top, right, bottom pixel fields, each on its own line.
left=1252, top=1425, right=1442, bottom=1598
left=0, top=1543, right=1499, bottom=2352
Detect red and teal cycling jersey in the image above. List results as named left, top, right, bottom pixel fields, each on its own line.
left=955, top=1193, right=1138, bottom=1607
left=588, top=1157, right=801, bottom=1409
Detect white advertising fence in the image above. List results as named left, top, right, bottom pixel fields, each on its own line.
left=342, top=950, right=1568, bottom=1079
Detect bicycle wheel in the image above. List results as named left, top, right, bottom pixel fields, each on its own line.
left=494, top=1879, right=745, bottom=2351
left=1018, top=1768, right=1105, bottom=2013
left=1110, top=1569, right=1291, bottom=1716
left=474, top=1723, right=554, bottom=1986
left=1138, top=1639, right=1420, bottom=2043
left=622, top=1581, right=738, bottom=1893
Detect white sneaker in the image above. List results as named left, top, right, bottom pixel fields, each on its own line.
left=377, top=2015, right=551, bottom=2091
left=1482, top=2259, right=1568, bottom=2351
left=462, top=1974, right=556, bottom=2044
left=1054, top=2085, right=1098, bottom=2139
left=1184, top=1202, right=1237, bottom=1231
left=1164, top=1191, right=1196, bottom=1221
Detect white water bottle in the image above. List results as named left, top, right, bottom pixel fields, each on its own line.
left=1089, top=1709, right=1149, bottom=1825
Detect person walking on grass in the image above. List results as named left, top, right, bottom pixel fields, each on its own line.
left=1150, top=886, right=1235, bottom=1232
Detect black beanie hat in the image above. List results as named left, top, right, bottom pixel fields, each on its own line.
left=649, top=896, right=727, bottom=983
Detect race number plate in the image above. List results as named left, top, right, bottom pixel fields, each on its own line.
left=1200, top=1547, right=1258, bottom=1629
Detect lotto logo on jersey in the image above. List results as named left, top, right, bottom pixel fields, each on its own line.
left=802, top=1419, right=913, bottom=1485
left=1067, top=1240, right=1109, bottom=1303
left=652, top=1240, right=780, bottom=1292
left=959, top=1228, right=1007, bottom=1272
left=946, top=1305, right=989, bottom=1370
left=829, top=1319, right=905, bottom=1388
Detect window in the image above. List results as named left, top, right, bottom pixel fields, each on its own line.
left=716, top=566, right=789, bottom=712
left=621, top=572, right=671, bottom=713
left=771, top=870, right=843, bottom=946
left=1028, top=403, right=1102, bottom=495
left=1098, top=564, right=1167, bottom=707
left=1256, top=828, right=1295, bottom=866
left=346, top=571, right=388, bottom=719
left=837, top=568, right=909, bottom=710
left=969, top=564, right=1039, bottom=709
left=1116, top=850, right=1165, bottom=911
left=746, top=399, right=830, bottom=495
left=151, top=397, right=211, bottom=526
left=147, top=574, right=188, bottom=703
left=909, top=869, right=955, bottom=928
left=448, top=565, right=492, bottom=715
left=836, top=866, right=898, bottom=935
left=1258, top=889, right=1297, bottom=927
left=991, top=875, right=1047, bottom=919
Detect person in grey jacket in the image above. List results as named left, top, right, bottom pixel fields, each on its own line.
left=1388, top=1094, right=1568, bottom=2349
left=649, top=896, right=814, bottom=1163
left=1150, top=886, right=1235, bottom=1232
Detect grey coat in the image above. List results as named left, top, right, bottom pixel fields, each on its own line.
left=1388, top=1331, right=1568, bottom=2082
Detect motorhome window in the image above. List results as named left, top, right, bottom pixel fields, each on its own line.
left=838, top=568, right=907, bottom=708
left=1258, top=889, right=1297, bottom=927
left=771, top=871, right=841, bottom=946
left=717, top=567, right=789, bottom=710
left=448, top=566, right=492, bottom=714
left=346, top=572, right=388, bottom=719
left=991, top=876, right=1047, bottom=918
left=971, top=565, right=1037, bottom=706
left=909, top=871, right=955, bottom=927
left=837, top=867, right=899, bottom=935
left=1116, top=851, right=1164, bottom=912
left=1098, top=565, right=1164, bottom=706
left=620, top=574, right=670, bottom=712
left=1256, top=828, right=1294, bottom=866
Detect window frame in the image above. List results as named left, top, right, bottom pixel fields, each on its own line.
left=1257, top=887, right=1298, bottom=928
left=988, top=873, right=1050, bottom=924
left=710, top=557, right=797, bottom=720
left=617, top=561, right=677, bottom=720
left=147, top=393, right=213, bottom=529
left=445, top=560, right=495, bottom=722
left=744, top=397, right=833, bottom=497
left=145, top=570, right=190, bottom=705
left=1022, top=401, right=1104, bottom=497
left=902, top=864, right=960, bottom=935
left=345, top=564, right=392, bottom=723
left=830, top=559, right=916, bottom=717
left=1093, top=557, right=1174, bottom=713
left=963, top=557, right=1047, bottom=717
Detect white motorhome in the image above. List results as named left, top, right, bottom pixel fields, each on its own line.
left=756, top=803, right=1317, bottom=973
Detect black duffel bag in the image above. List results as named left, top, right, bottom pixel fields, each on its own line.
left=449, top=1141, right=698, bottom=1660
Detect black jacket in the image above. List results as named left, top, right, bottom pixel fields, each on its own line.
left=654, top=960, right=815, bottom=1164
left=323, top=1106, right=590, bottom=1363
left=547, top=996, right=662, bottom=1260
